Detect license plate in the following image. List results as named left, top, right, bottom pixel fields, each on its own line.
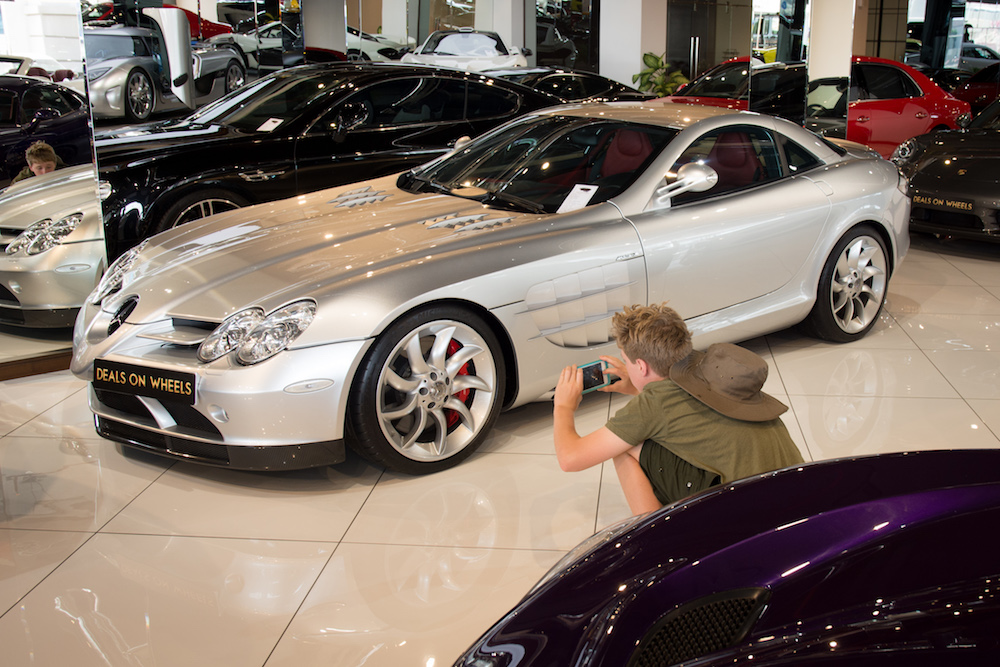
left=94, top=359, right=196, bottom=405
left=912, top=192, right=975, bottom=212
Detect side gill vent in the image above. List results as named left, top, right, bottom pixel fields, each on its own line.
left=627, top=588, right=769, bottom=667
left=329, top=186, right=390, bottom=207
left=524, top=262, right=636, bottom=347
left=425, top=213, right=513, bottom=232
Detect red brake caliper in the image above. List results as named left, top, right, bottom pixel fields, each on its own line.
left=445, top=339, right=472, bottom=429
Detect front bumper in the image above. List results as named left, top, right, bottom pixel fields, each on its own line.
left=0, top=239, right=105, bottom=327
left=73, top=301, right=373, bottom=470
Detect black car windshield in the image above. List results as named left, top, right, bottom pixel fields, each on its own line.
left=407, top=115, right=677, bottom=214
left=682, top=61, right=752, bottom=99
left=423, top=31, right=507, bottom=57
left=184, top=70, right=351, bottom=131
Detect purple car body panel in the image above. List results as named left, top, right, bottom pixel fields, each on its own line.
left=455, top=449, right=1000, bottom=666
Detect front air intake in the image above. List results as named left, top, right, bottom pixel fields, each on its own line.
left=627, top=588, right=769, bottom=667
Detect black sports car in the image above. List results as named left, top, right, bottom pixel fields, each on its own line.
left=486, top=66, right=654, bottom=103
left=893, top=99, right=1000, bottom=242
left=95, top=62, right=564, bottom=260
left=0, top=75, right=91, bottom=186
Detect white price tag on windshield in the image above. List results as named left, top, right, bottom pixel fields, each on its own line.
left=557, top=184, right=598, bottom=214
left=257, top=118, right=283, bottom=132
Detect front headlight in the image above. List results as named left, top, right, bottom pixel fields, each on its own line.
left=197, top=300, right=316, bottom=365
left=197, top=307, right=265, bottom=362
left=891, top=138, right=918, bottom=166
left=90, top=240, right=147, bottom=305
left=5, top=214, right=83, bottom=256
left=237, top=301, right=316, bottom=365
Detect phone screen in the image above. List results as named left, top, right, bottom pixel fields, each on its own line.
left=580, top=360, right=609, bottom=393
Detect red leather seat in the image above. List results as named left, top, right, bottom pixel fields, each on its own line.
left=706, top=132, right=763, bottom=189
left=601, top=129, right=653, bottom=177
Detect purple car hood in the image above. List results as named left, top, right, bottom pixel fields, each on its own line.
left=457, top=449, right=1000, bottom=666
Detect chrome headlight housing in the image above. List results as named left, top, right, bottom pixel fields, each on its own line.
left=198, top=300, right=316, bottom=366
left=890, top=138, right=918, bottom=167
left=90, top=240, right=147, bottom=305
left=5, top=213, right=83, bottom=256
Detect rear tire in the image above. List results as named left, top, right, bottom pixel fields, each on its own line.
left=803, top=225, right=889, bottom=342
left=347, top=306, right=505, bottom=475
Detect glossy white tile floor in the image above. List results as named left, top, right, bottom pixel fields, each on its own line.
left=1, top=235, right=998, bottom=666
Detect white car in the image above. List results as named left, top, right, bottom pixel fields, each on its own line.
left=206, top=20, right=293, bottom=72
left=402, top=28, right=528, bottom=71
left=1, top=164, right=105, bottom=328
left=347, top=26, right=412, bottom=62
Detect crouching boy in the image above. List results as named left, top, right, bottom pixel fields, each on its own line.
left=553, top=303, right=804, bottom=515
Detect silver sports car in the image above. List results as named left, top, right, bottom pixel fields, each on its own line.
left=71, top=103, right=910, bottom=474
left=1, top=164, right=105, bottom=327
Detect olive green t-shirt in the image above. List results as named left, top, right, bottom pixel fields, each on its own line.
left=606, top=379, right=804, bottom=486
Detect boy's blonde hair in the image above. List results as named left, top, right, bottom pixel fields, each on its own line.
left=610, top=303, right=692, bottom=377
left=25, top=141, right=57, bottom=166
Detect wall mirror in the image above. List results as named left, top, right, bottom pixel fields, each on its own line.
left=0, top=0, right=96, bottom=380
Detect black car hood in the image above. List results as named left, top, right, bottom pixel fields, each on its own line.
left=911, top=130, right=1000, bottom=187
left=95, top=121, right=243, bottom=166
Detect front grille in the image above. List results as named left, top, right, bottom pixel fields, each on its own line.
left=0, top=283, right=19, bottom=306
left=98, top=417, right=231, bottom=465
left=911, top=205, right=996, bottom=233
left=628, top=588, right=769, bottom=667
left=94, top=387, right=223, bottom=441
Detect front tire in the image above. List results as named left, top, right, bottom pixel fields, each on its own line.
left=347, top=307, right=506, bottom=475
left=804, top=225, right=889, bottom=342
left=157, top=189, right=249, bottom=233
left=124, top=69, right=153, bottom=123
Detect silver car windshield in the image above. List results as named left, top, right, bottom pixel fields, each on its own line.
left=408, top=115, right=677, bottom=213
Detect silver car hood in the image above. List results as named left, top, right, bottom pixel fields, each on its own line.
left=125, top=175, right=588, bottom=328
left=0, top=164, right=102, bottom=237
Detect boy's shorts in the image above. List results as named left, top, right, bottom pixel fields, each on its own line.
left=639, top=440, right=721, bottom=505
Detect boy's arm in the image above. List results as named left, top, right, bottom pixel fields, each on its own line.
left=553, top=365, right=633, bottom=472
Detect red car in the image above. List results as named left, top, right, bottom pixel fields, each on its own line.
left=667, top=55, right=970, bottom=158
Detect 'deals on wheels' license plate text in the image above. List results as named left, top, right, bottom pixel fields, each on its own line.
left=94, top=359, right=196, bottom=405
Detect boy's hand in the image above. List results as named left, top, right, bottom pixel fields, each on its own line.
left=598, top=355, right=638, bottom=395
left=554, top=365, right=583, bottom=411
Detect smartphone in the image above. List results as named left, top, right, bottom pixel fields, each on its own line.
left=579, top=360, right=611, bottom=393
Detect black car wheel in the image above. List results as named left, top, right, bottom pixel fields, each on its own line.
left=347, top=49, right=370, bottom=62
left=224, top=60, right=246, bottom=93
left=124, top=69, right=154, bottom=123
left=347, top=307, right=506, bottom=475
left=804, top=225, right=889, bottom=342
left=157, top=189, right=249, bottom=233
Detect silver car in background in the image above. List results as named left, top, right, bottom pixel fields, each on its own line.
left=84, top=22, right=246, bottom=122
left=1, top=164, right=105, bottom=328
left=71, top=103, right=909, bottom=475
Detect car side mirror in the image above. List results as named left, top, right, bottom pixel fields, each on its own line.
left=333, top=102, right=371, bottom=138
left=648, top=162, right=719, bottom=209
left=521, top=47, right=533, bottom=57
left=25, top=107, right=60, bottom=131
